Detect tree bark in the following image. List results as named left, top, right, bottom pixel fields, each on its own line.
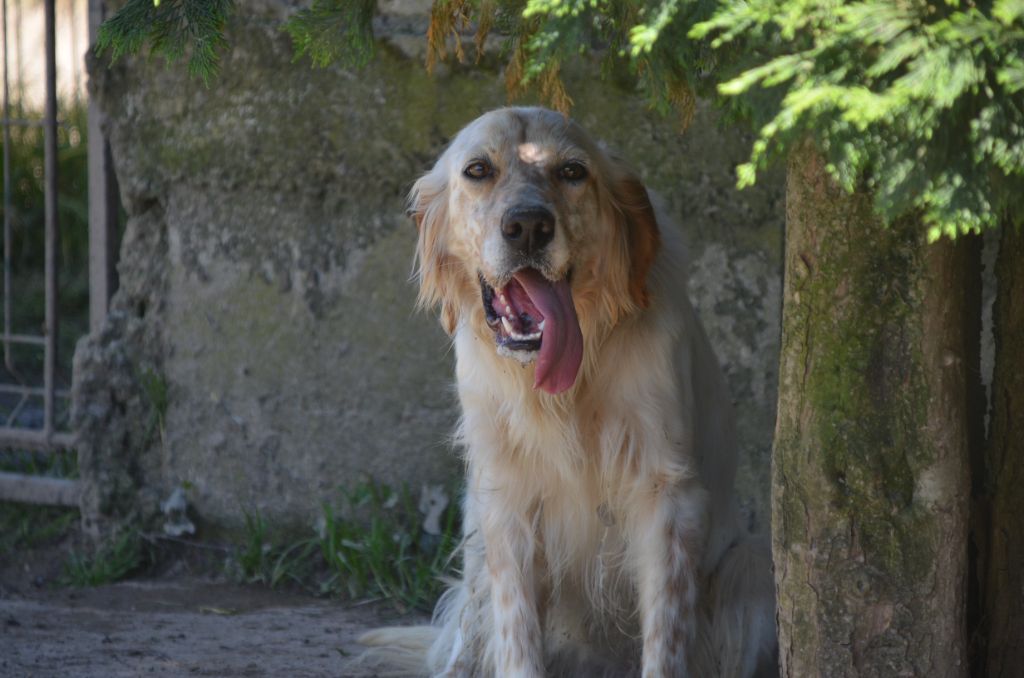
left=984, top=224, right=1024, bottom=678
left=773, top=147, right=974, bottom=677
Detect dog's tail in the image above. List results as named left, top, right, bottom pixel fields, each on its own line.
left=355, top=625, right=438, bottom=677
left=695, top=533, right=779, bottom=678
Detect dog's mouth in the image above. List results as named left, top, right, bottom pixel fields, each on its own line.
left=480, top=269, right=584, bottom=394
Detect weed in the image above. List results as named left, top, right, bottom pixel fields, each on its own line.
left=231, top=480, right=461, bottom=612
left=317, top=481, right=460, bottom=612
left=61, top=528, right=149, bottom=587
left=0, top=501, right=78, bottom=555
left=234, top=510, right=318, bottom=588
left=139, top=368, right=169, bottom=448
left=0, top=446, right=78, bottom=478
left=0, top=450, right=80, bottom=557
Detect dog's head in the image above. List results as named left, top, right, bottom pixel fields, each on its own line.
left=410, top=107, right=660, bottom=394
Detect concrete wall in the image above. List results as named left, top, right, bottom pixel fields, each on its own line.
left=73, top=5, right=784, bottom=536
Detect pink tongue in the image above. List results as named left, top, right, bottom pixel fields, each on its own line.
left=513, top=269, right=583, bottom=394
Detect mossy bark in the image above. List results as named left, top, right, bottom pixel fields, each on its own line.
left=984, top=225, right=1024, bottom=678
left=774, top=147, right=973, bottom=677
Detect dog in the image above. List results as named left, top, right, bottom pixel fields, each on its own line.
left=360, top=107, right=777, bottom=677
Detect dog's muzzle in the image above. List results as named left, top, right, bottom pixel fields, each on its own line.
left=479, top=268, right=584, bottom=394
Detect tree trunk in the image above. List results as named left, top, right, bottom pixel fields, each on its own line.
left=773, top=147, right=974, bottom=677
left=984, top=224, right=1024, bottom=678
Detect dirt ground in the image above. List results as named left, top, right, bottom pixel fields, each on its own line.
left=0, top=577, right=427, bottom=677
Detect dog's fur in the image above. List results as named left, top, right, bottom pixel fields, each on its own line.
left=360, top=108, right=776, bottom=677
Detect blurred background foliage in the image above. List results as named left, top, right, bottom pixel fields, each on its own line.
left=1, top=102, right=91, bottom=389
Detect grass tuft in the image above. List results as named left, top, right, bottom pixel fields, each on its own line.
left=0, top=450, right=80, bottom=558
left=61, top=528, right=150, bottom=587
left=0, top=502, right=78, bottom=555
left=232, top=479, right=461, bottom=612
left=234, top=510, right=319, bottom=589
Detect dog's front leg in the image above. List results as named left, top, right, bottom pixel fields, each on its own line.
left=628, top=474, right=708, bottom=678
left=471, top=466, right=545, bottom=678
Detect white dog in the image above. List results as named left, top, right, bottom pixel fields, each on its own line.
left=361, top=107, right=776, bottom=677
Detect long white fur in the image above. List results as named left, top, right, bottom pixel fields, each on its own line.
left=359, top=108, right=777, bottom=678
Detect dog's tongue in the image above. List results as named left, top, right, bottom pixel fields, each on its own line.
left=513, top=269, right=583, bottom=394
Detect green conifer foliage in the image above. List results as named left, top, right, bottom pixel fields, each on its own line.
left=283, top=0, right=376, bottom=69
left=693, top=0, right=1024, bottom=241
left=96, top=0, right=233, bottom=85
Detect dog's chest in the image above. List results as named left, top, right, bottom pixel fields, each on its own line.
left=537, top=484, right=637, bottom=635
left=533, top=460, right=630, bottom=568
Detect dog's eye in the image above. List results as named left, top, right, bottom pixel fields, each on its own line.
left=463, top=160, right=493, bottom=180
left=558, top=161, right=588, bottom=182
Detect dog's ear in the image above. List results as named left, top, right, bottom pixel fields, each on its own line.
left=409, top=169, right=459, bottom=335
left=612, top=171, right=661, bottom=309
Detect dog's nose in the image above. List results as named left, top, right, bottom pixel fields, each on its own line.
left=501, top=206, right=555, bottom=255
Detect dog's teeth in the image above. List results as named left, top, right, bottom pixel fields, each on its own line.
left=501, top=317, right=514, bottom=335
left=509, top=329, right=542, bottom=341
left=538, top=320, right=546, bottom=331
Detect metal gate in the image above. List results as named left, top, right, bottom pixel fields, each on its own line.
left=0, top=0, right=116, bottom=507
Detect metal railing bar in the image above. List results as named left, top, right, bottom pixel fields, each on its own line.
left=0, top=471, right=80, bottom=506
left=3, top=390, right=26, bottom=425
left=11, top=0, right=19, bottom=105
left=2, top=119, right=80, bottom=129
left=0, top=333, right=47, bottom=345
left=43, top=0, right=58, bottom=440
left=1, top=118, right=44, bottom=127
left=0, top=0, right=77, bottom=477
left=0, top=383, right=70, bottom=398
left=3, top=0, right=13, bottom=375
left=70, top=0, right=81, bottom=105
left=0, top=427, right=75, bottom=450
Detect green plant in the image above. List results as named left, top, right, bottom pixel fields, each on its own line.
left=139, top=368, right=170, bottom=448
left=0, top=445, right=79, bottom=478
left=283, top=0, right=376, bottom=69
left=61, top=528, right=149, bottom=587
left=231, top=480, right=461, bottom=612
left=0, top=450, right=80, bottom=559
left=316, top=481, right=460, bottom=612
left=0, top=502, right=78, bottom=555
left=96, top=0, right=234, bottom=86
left=235, top=509, right=319, bottom=588
left=692, top=0, right=1024, bottom=240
